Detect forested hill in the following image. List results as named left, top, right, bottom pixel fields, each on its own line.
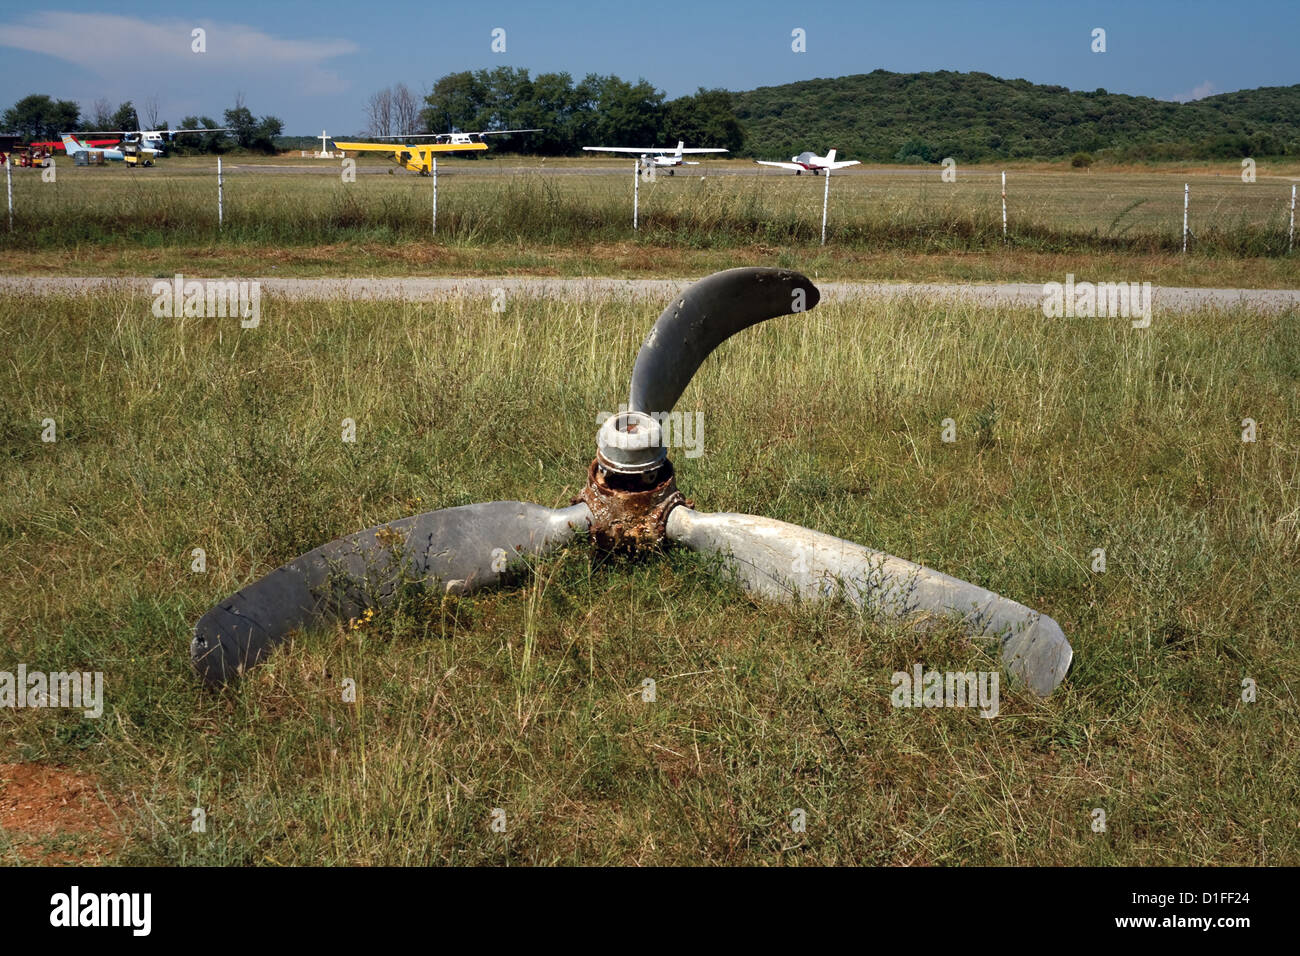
left=732, top=70, right=1300, bottom=162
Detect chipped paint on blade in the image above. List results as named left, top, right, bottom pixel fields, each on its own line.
left=665, top=507, right=1072, bottom=696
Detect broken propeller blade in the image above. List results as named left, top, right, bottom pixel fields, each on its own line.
left=191, top=501, right=591, bottom=686
left=665, top=507, right=1072, bottom=696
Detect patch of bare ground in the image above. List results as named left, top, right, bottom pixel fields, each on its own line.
left=0, top=763, right=125, bottom=864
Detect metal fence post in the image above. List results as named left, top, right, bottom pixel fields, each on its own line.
left=821, top=168, right=831, bottom=245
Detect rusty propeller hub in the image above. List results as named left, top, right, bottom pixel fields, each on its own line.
left=578, top=411, right=688, bottom=552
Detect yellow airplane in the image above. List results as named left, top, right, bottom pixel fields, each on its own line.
left=331, top=129, right=539, bottom=175
left=331, top=139, right=486, bottom=174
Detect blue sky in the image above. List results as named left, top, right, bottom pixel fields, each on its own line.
left=2, top=1, right=1297, bottom=135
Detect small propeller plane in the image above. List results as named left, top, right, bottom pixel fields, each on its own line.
left=583, top=141, right=727, bottom=175
left=59, top=127, right=232, bottom=166
left=426, top=129, right=541, bottom=147
left=76, top=127, right=232, bottom=156
left=755, top=149, right=860, bottom=175
left=331, top=129, right=540, bottom=175
left=30, top=137, right=121, bottom=152
left=60, top=133, right=159, bottom=165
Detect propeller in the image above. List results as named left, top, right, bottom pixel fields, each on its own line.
left=664, top=509, right=1071, bottom=696
left=628, top=267, right=817, bottom=417
left=192, top=267, right=1072, bottom=695
left=191, top=502, right=590, bottom=685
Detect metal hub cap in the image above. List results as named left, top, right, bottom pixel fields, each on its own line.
left=595, top=410, right=667, bottom=475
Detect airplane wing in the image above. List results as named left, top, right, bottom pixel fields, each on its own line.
left=828, top=159, right=861, bottom=170
left=333, top=141, right=488, bottom=154
left=365, top=129, right=540, bottom=139
left=755, top=160, right=802, bottom=170
left=583, top=146, right=727, bottom=155
left=41, top=138, right=120, bottom=149
left=72, top=127, right=230, bottom=141
left=333, top=142, right=405, bottom=153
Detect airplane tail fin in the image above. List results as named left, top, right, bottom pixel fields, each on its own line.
left=826, top=149, right=837, bottom=164
left=676, top=140, right=684, bottom=156
left=60, top=134, right=85, bottom=154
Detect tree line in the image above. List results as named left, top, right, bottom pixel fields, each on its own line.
left=2, top=93, right=284, bottom=153
left=366, top=67, right=1300, bottom=162
left=366, top=67, right=744, bottom=155
left=10, top=68, right=1300, bottom=163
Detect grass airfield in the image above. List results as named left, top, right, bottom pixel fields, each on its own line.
left=1, top=153, right=1298, bottom=865
left=3, top=155, right=1298, bottom=287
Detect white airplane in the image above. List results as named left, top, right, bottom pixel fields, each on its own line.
left=583, top=141, right=727, bottom=174
left=366, top=129, right=541, bottom=146
left=755, top=149, right=860, bottom=175
left=75, top=127, right=231, bottom=156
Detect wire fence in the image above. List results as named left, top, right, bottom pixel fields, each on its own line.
left=3, top=158, right=1297, bottom=256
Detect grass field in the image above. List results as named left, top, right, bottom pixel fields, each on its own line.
left=2, top=287, right=1297, bottom=864
left=2, top=157, right=1299, bottom=285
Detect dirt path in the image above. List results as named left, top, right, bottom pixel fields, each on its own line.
left=3, top=275, right=1298, bottom=311
left=0, top=763, right=124, bottom=863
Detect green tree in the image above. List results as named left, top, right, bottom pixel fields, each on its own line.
left=663, top=88, right=744, bottom=151
left=592, top=75, right=664, bottom=146
left=110, top=101, right=139, bottom=131
left=174, top=116, right=227, bottom=154
left=417, top=69, right=743, bottom=155
left=894, top=138, right=934, bottom=163
left=423, top=70, right=489, bottom=134
left=514, top=71, right=583, bottom=155
left=2, top=94, right=80, bottom=141
left=224, top=103, right=283, bottom=153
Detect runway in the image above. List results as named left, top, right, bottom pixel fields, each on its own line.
left=219, top=162, right=940, bottom=178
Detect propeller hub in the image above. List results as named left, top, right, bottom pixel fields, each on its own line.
left=578, top=456, right=686, bottom=554
left=595, top=411, right=668, bottom=475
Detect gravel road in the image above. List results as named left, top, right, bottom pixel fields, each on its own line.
left=3, top=275, right=1298, bottom=311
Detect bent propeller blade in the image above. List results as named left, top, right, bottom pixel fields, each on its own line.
left=627, top=267, right=819, bottom=416
left=191, top=501, right=591, bottom=686
left=665, top=507, right=1072, bottom=696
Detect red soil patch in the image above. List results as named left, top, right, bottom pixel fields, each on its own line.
left=0, top=763, right=124, bottom=863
